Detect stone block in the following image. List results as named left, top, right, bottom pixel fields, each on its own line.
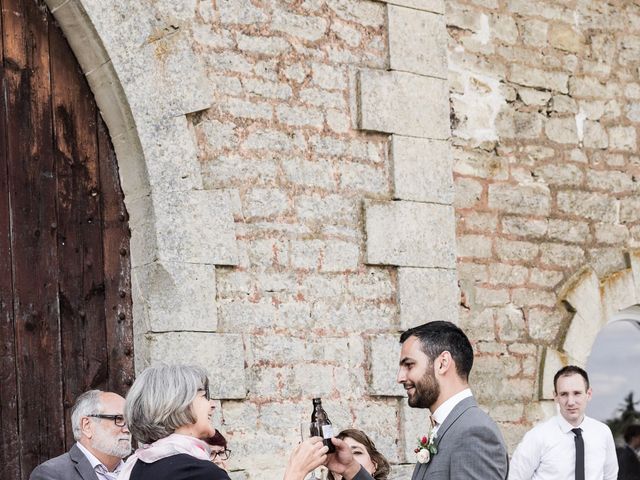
left=359, top=70, right=450, bottom=139
left=138, top=116, right=203, bottom=193
left=495, top=110, right=544, bottom=139
left=376, top=0, right=444, bottom=14
left=391, top=136, right=454, bottom=204
left=488, top=183, right=551, bottom=215
left=134, top=261, right=216, bottom=332
left=145, top=332, right=246, bottom=398
left=557, top=191, right=617, bottom=222
left=495, top=239, right=539, bottom=262
left=154, top=189, right=238, bottom=265
left=369, top=334, right=404, bottom=396
left=559, top=268, right=604, bottom=341
left=388, top=6, right=447, bottom=79
left=527, top=307, right=563, bottom=343
left=544, top=116, right=579, bottom=144
left=540, top=243, right=585, bottom=269
left=352, top=401, right=400, bottom=461
left=365, top=201, right=456, bottom=268
left=563, top=311, right=599, bottom=366
left=271, top=9, right=328, bottom=42
left=608, top=126, right=637, bottom=151
left=114, top=31, right=211, bottom=124
left=509, top=65, right=568, bottom=93
left=398, top=267, right=459, bottom=328
left=127, top=195, right=159, bottom=268
left=457, top=235, right=493, bottom=258
left=389, top=464, right=417, bottom=480
left=548, top=24, right=585, bottom=53
left=601, top=269, right=637, bottom=321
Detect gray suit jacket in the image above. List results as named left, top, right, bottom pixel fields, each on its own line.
left=29, top=444, right=99, bottom=480
left=411, top=396, right=509, bottom=480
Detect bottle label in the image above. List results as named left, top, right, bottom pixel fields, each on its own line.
left=321, top=425, right=334, bottom=439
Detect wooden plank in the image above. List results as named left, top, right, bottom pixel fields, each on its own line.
left=0, top=0, right=21, bottom=477
left=49, top=9, right=109, bottom=450
left=98, top=115, right=134, bottom=396
left=2, top=0, right=64, bottom=474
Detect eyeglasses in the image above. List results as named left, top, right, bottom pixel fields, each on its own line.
left=198, top=385, right=211, bottom=400
left=88, top=414, right=126, bottom=427
left=211, top=448, right=231, bottom=461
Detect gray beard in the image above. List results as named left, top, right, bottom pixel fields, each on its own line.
left=92, top=428, right=132, bottom=459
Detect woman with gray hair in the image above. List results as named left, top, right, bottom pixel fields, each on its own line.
left=119, top=364, right=327, bottom=480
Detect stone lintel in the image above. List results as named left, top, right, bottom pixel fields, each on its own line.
left=365, top=200, right=456, bottom=268
left=391, top=135, right=453, bottom=204
left=134, top=261, right=217, bottom=332
left=388, top=5, right=447, bottom=79
left=146, top=332, right=246, bottom=399
left=358, top=70, right=450, bottom=139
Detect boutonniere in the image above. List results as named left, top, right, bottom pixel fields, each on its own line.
left=414, top=429, right=437, bottom=464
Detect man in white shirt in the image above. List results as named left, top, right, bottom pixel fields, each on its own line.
left=30, top=390, right=132, bottom=480
left=327, top=321, right=509, bottom=480
left=509, top=366, right=618, bottom=480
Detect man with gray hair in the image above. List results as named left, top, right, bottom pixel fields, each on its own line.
left=30, top=390, right=131, bottom=480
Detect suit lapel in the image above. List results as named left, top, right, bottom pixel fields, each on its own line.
left=434, top=395, right=477, bottom=449
left=69, top=444, right=99, bottom=480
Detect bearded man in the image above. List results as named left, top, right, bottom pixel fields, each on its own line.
left=327, top=321, right=509, bottom=480
left=30, top=390, right=132, bottom=480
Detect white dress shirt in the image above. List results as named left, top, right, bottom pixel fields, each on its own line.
left=431, top=388, right=473, bottom=436
left=76, top=442, right=124, bottom=480
left=508, top=414, right=618, bottom=480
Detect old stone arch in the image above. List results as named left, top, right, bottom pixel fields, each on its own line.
left=539, top=250, right=640, bottom=409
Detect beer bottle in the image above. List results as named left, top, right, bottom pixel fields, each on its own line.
left=311, top=398, right=336, bottom=453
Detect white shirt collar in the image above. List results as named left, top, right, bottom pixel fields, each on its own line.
left=75, top=442, right=124, bottom=473
left=556, top=413, right=585, bottom=434
left=432, top=388, right=473, bottom=427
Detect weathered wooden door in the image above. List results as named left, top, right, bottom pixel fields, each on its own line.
left=0, top=0, right=135, bottom=478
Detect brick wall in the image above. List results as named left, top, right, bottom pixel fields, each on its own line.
left=449, top=0, right=640, bottom=446
left=190, top=2, right=402, bottom=477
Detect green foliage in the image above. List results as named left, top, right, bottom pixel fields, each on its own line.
left=605, top=392, right=640, bottom=442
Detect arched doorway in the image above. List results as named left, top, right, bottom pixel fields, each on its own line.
left=0, top=0, right=134, bottom=478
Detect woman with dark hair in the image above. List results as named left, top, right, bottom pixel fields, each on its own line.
left=328, top=429, right=390, bottom=480
left=119, top=364, right=327, bottom=480
left=205, top=430, right=230, bottom=471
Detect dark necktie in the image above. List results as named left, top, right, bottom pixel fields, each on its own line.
left=572, top=428, right=585, bottom=480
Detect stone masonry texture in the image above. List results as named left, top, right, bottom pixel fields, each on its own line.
left=61, top=0, right=640, bottom=478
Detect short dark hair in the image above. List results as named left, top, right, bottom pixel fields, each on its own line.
left=553, top=365, right=590, bottom=393
left=206, top=430, right=227, bottom=448
left=624, top=424, right=640, bottom=443
left=399, top=321, right=474, bottom=380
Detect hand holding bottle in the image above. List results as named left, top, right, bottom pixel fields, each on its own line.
left=284, top=437, right=328, bottom=480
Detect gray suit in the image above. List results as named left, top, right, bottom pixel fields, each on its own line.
left=411, top=396, right=508, bottom=480
left=351, top=397, right=508, bottom=480
left=29, top=444, right=98, bottom=480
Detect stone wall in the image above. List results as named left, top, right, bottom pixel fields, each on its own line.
left=449, top=0, right=640, bottom=448
left=47, top=0, right=640, bottom=478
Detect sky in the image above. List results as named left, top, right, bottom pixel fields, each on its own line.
left=585, top=320, right=640, bottom=421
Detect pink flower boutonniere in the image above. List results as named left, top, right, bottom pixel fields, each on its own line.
left=414, top=430, right=437, bottom=464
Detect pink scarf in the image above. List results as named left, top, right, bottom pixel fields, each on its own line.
left=117, top=433, right=211, bottom=480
